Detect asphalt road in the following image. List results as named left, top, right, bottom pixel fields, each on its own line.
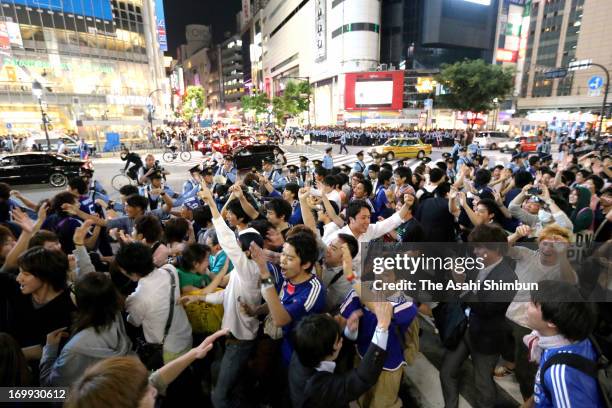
left=12, top=142, right=514, bottom=204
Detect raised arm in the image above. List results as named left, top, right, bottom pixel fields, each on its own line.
left=298, top=187, right=318, bottom=234
left=10, top=190, right=38, bottom=211
left=232, top=185, right=260, bottom=221
left=3, top=204, right=47, bottom=271
left=198, top=184, right=251, bottom=278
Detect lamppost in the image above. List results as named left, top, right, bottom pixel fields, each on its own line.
left=32, top=80, right=51, bottom=151
left=567, top=61, right=610, bottom=139
left=281, top=76, right=315, bottom=126
left=148, top=88, right=163, bottom=138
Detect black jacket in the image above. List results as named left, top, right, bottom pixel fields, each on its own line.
left=289, top=341, right=387, bottom=408
left=462, top=258, right=517, bottom=355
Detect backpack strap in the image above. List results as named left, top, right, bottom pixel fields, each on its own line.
left=541, top=353, right=599, bottom=379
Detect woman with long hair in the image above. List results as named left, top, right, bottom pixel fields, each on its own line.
left=40, top=272, right=132, bottom=386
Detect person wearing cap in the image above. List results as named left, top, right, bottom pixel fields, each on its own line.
left=215, top=155, right=237, bottom=184
left=352, top=151, right=366, bottom=175
left=262, top=157, right=286, bottom=190
left=508, top=153, right=525, bottom=174
left=183, top=165, right=202, bottom=196
left=455, top=147, right=472, bottom=172
left=284, top=165, right=304, bottom=187
left=339, top=132, right=349, bottom=154
left=467, top=139, right=481, bottom=157
left=185, top=184, right=265, bottom=408
left=139, top=172, right=178, bottom=212
left=450, top=138, right=461, bottom=161
left=80, top=168, right=110, bottom=204
left=322, top=147, right=334, bottom=170
left=298, top=156, right=311, bottom=184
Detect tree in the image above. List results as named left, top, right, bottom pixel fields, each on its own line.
left=181, top=86, right=205, bottom=122
left=270, top=80, right=312, bottom=124
left=241, top=92, right=270, bottom=117
left=435, top=59, right=514, bottom=115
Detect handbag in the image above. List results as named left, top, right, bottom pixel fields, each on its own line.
left=432, top=301, right=467, bottom=350
left=136, top=267, right=176, bottom=371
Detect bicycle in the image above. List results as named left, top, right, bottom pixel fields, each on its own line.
left=111, top=169, right=137, bottom=191
left=162, top=147, right=191, bottom=163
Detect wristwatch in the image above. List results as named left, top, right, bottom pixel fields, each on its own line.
left=260, top=276, right=274, bottom=286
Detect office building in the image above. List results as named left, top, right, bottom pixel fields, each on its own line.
left=0, top=0, right=168, bottom=142
left=517, top=0, right=611, bottom=124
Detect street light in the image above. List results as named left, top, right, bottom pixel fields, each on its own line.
left=567, top=60, right=610, bottom=139
left=32, top=80, right=51, bottom=151
left=148, top=88, right=163, bottom=138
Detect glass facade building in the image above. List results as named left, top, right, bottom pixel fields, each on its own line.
left=0, top=0, right=166, bottom=141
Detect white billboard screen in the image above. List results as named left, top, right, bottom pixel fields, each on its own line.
left=355, top=80, right=394, bottom=107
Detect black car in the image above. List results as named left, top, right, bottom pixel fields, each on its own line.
left=0, top=152, right=87, bottom=187
left=233, top=144, right=283, bottom=170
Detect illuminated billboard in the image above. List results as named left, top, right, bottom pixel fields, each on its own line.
left=2, top=0, right=113, bottom=20
left=155, top=0, right=167, bottom=52
left=345, top=71, right=404, bottom=111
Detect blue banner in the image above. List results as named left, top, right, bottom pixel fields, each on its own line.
left=155, top=0, right=167, bottom=52
left=1, top=0, right=113, bottom=20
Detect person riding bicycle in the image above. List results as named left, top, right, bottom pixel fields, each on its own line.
left=120, top=146, right=143, bottom=181
left=167, top=135, right=180, bottom=153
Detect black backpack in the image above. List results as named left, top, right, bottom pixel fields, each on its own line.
left=540, top=336, right=611, bottom=408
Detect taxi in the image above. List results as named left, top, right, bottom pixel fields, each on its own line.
left=369, top=137, right=433, bottom=160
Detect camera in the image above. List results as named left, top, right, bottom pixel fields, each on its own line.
left=153, top=160, right=165, bottom=173
left=527, top=187, right=542, bottom=196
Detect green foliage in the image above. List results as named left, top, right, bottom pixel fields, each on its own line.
left=270, top=80, right=312, bottom=124
left=241, top=92, right=270, bottom=116
left=181, top=86, right=205, bottom=121
left=435, top=59, right=514, bottom=113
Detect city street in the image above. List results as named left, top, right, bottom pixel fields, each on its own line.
left=13, top=142, right=514, bottom=203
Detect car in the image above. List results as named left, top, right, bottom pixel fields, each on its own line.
left=499, top=135, right=540, bottom=154
left=233, top=144, right=283, bottom=170
left=230, top=135, right=257, bottom=149
left=473, top=131, right=509, bottom=150
left=369, top=137, right=432, bottom=161
left=29, top=136, right=80, bottom=156
left=0, top=152, right=88, bottom=187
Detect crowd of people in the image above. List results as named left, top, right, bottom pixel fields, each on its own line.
left=0, top=129, right=611, bottom=408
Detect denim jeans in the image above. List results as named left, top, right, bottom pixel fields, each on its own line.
left=212, top=339, right=255, bottom=408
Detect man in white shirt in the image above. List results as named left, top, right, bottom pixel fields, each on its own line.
left=183, top=185, right=264, bottom=408
left=323, top=198, right=413, bottom=277
left=115, top=243, right=192, bottom=362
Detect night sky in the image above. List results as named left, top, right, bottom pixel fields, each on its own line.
left=164, top=0, right=242, bottom=57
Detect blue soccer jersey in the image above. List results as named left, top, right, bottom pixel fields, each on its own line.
left=279, top=275, right=326, bottom=365
left=340, top=290, right=417, bottom=370
left=534, top=338, right=604, bottom=408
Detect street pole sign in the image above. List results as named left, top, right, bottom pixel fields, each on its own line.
left=588, top=75, right=604, bottom=90
left=568, top=59, right=592, bottom=71
left=543, top=68, right=568, bottom=79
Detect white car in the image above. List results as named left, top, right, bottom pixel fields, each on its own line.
left=472, top=131, right=509, bottom=150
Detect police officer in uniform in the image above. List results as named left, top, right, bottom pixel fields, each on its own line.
left=352, top=151, right=367, bottom=175
left=298, top=156, right=311, bottom=184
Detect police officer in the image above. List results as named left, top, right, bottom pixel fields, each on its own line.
left=352, top=151, right=366, bottom=175
left=298, top=156, right=311, bottom=184
left=323, top=146, right=334, bottom=170
left=262, top=157, right=285, bottom=190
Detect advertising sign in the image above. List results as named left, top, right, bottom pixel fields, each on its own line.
left=314, top=0, right=326, bottom=62
left=155, top=0, right=168, bottom=52
left=3, top=0, right=113, bottom=20
left=344, top=71, right=404, bottom=111
left=496, top=48, right=518, bottom=62
left=6, top=22, right=22, bottom=48
left=0, top=22, right=10, bottom=51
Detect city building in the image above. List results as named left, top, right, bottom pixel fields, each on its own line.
left=517, top=0, right=611, bottom=132
left=219, top=33, right=245, bottom=108
left=381, top=0, right=499, bottom=71
left=0, top=0, right=168, bottom=144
